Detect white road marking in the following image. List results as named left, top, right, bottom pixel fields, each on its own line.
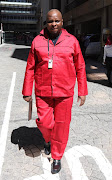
left=65, top=145, right=112, bottom=180
left=24, top=154, right=60, bottom=180
left=65, top=151, right=89, bottom=180
left=0, top=72, right=16, bottom=175
left=24, top=145, right=112, bottom=180
left=0, top=43, right=5, bottom=47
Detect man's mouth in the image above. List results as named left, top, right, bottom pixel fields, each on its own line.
left=51, top=28, right=58, bottom=30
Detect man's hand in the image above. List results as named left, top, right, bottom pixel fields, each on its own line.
left=102, top=61, right=106, bottom=65
left=23, top=96, right=32, bottom=102
left=77, top=96, right=86, bottom=106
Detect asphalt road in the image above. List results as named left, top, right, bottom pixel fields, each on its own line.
left=0, top=43, right=112, bottom=180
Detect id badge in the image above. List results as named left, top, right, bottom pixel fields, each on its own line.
left=48, top=59, right=53, bottom=69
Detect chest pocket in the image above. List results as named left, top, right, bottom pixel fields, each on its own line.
left=35, top=46, right=48, bottom=61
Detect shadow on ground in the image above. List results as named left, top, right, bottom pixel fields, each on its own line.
left=11, top=48, right=30, bottom=61
left=86, top=58, right=111, bottom=87
left=11, top=126, right=44, bottom=157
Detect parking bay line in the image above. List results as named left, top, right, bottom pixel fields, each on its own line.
left=65, top=145, right=112, bottom=180
left=24, top=145, right=112, bottom=179
left=0, top=72, right=16, bottom=175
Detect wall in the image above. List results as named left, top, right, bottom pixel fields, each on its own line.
left=63, top=0, right=112, bottom=35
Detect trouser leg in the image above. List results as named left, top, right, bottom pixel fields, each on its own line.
left=36, top=96, right=55, bottom=143
left=51, top=96, right=73, bottom=160
left=35, top=96, right=73, bottom=160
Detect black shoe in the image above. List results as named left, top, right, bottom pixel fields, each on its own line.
left=51, top=159, right=61, bottom=174
left=44, top=142, right=51, bottom=155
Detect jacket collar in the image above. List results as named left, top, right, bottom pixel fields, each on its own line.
left=40, top=28, right=70, bottom=45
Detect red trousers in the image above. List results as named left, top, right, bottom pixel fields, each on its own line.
left=36, top=96, right=73, bottom=160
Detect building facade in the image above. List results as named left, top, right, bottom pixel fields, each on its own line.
left=0, top=0, right=40, bottom=42
left=1, top=0, right=112, bottom=44
left=62, top=0, right=112, bottom=37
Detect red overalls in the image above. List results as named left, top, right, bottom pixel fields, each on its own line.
left=22, top=28, right=88, bottom=160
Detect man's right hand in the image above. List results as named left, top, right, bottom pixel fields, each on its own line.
left=23, top=96, right=32, bottom=102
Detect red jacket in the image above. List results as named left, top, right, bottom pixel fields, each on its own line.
left=22, top=28, right=88, bottom=97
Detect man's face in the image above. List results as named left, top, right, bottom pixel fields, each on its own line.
left=47, top=11, right=63, bottom=37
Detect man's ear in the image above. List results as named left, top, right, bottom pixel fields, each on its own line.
left=62, top=19, right=63, bottom=26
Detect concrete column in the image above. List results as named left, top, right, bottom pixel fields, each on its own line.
left=101, top=6, right=108, bottom=32
left=40, top=0, right=50, bottom=27
left=100, top=7, right=109, bottom=61
left=108, top=5, right=112, bottom=32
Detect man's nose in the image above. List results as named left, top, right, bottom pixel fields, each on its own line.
left=52, top=21, right=56, bottom=26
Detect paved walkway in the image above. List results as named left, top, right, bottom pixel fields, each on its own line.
left=0, top=43, right=112, bottom=180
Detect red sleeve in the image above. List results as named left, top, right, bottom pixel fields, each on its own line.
left=22, top=40, right=35, bottom=96
left=73, top=38, right=88, bottom=96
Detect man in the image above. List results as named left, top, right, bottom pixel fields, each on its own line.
left=81, top=33, right=90, bottom=61
left=22, top=9, right=88, bottom=174
left=103, top=35, right=112, bottom=86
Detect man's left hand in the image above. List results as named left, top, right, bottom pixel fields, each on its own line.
left=77, top=96, right=86, bottom=106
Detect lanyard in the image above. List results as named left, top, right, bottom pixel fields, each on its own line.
left=48, top=32, right=61, bottom=56
left=48, top=39, right=53, bottom=69
left=48, top=38, right=49, bottom=56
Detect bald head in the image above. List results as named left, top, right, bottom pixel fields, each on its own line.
left=46, top=9, right=62, bottom=21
